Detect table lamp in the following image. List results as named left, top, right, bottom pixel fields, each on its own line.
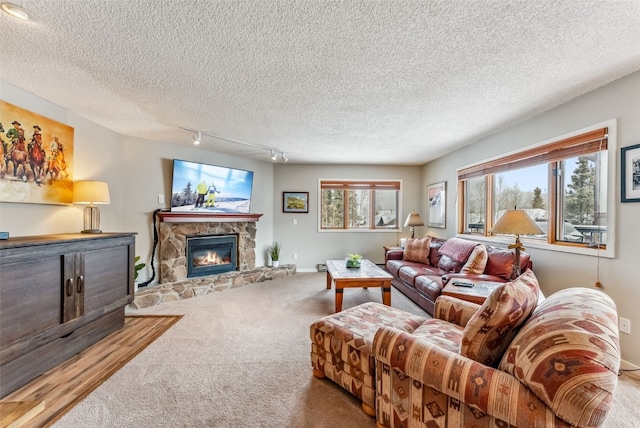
left=490, top=208, right=543, bottom=276
left=404, top=210, right=424, bottom=238
left=73, top=180, right=111, bottom=233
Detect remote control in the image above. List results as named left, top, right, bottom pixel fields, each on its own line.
left=454, top=281, right=474, bottom=287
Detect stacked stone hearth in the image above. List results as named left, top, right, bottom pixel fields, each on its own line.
left=130, top=219, right=295, bottom=310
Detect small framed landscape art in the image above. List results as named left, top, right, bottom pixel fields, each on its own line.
left=427, top=181, right=446, bottom=228
left=621, top=143, right=640, bottom=202
left=283, top=191, right=309, bottom=213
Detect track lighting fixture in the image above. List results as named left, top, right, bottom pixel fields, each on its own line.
left=270, top=150, right=288, bottom=162
left=181, top=127, right=290, bottom=162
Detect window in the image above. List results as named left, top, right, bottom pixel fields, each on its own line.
left=320, top=180, right=400, bottom=231
left=458, top=127, right=610, bottom=250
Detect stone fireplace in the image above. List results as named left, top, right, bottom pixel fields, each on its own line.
left=131, top=212, right=296, bottom=310
left=158, top=214, right=257, bottom=284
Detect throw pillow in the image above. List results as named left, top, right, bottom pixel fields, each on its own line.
left=437, top=254, right=464, bottom=272
left=403, top=237, right=431, bottom=264
left=428, top=238, right=445, bottom=266
left=459, top=269, right=540, bottom=367
left=484, top=246, right=516, bottom=280
left=461, top=244, right=488, bottom=274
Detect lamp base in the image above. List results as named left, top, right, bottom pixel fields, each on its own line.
left=82, top=205, right=102, bottom=234
left=510, top=235, right=524, bottom=278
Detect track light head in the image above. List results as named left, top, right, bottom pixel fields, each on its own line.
left=282, top=152, right=288, bottom=162
left=193, top=131, right=201, bottom=145
left=271, top=150, right=277, bottom=161
left=1, top=3, right=30, bottom=20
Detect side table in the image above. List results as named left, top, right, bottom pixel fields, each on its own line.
left=441, top=280, right=503, bottom=305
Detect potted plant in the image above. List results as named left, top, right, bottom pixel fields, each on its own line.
left=269, top=242, right=281, bottom=268
left=346, top=253, right=362, bottom=268
left=134, top=256, right=146, bottom=280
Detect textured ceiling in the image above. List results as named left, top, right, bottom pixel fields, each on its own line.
left=1, top=1, right=639, bottom=165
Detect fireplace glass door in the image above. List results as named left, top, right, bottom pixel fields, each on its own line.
left=186, top=234, right=238, bottom=278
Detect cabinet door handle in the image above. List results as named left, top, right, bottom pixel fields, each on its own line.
left=66, top=278, right=74, bottom=296
left=77, top=275, right=84, bottom=293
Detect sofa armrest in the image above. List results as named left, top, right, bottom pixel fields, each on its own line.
left=433, top=295, right=480, bottom=327
left=385, top=249, right=404, bottom=262
left=442, top=272, right=507, bottom=284
left=373, top=327, right=561, bottom=426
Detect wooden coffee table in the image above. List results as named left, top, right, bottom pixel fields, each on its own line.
left=325, top=259, right=392, bottom=312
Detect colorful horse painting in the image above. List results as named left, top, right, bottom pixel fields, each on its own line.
left=10, top=136, right=28, bottom=180
left=0, top=139, right=5, bottom=178
left=29, top=139, right=46, bottom=185
left=45, top=143, right=67, bottom=183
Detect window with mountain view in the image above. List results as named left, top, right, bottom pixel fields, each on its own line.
left=458, top=127, right=609, bottom=248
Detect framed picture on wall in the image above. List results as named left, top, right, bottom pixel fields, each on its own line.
left=283, top=191, right=309, bottom=213
left=0, top=100, right=74, bottom=204
left=427, top=181, right=446, bottom=228
left=621, top=143, right=640, bottom=202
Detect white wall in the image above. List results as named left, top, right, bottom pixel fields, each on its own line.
left=0, top=81, right=275, bottom=284
left=272, top=164, right=423, bottom=269
left=421, top=71, right=640, bottom=367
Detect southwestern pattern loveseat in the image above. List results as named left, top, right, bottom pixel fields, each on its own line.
left=385, top=236, right=532, bottom=315
left=373, top=280, right=620, bottom=428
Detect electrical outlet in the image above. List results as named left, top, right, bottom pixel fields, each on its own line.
left=293, top=253, right=298, bottom=260
left=158, top=194, right=165, bottom=204
left=293, top=218, right=297, bottom=225
left=619, top=317, right=631, bottom=334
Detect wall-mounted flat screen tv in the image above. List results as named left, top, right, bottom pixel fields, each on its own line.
left=170, top=159, right=254, bottom=214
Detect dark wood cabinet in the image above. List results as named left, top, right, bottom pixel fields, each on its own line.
left=0, top=233, right=135, bottom=398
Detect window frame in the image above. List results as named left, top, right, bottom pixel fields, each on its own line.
left=318, top=179, right=402, bottom=233
left=456, top=120, right=617, bottom=258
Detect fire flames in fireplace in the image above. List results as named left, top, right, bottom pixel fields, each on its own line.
left=194, top=251, right=229, bottom=267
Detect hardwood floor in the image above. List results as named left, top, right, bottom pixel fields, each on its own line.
left=0, top=315, right=182, bottom=428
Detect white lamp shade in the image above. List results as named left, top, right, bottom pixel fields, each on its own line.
left=490, top=209, right=542, bottom=236
left=404, top=211, right=424, bottom=227
left=73, top=181, right=111, bottom=204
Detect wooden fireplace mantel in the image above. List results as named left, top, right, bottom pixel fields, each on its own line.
left=158, top=212, right=263, bottom=223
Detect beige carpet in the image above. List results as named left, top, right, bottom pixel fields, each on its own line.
left=53, top=272, right=640, bottom=428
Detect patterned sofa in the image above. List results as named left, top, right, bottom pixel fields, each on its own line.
left=373, top=273, right=621, bottom=428
left=385, top=236, right=532, bottom=315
